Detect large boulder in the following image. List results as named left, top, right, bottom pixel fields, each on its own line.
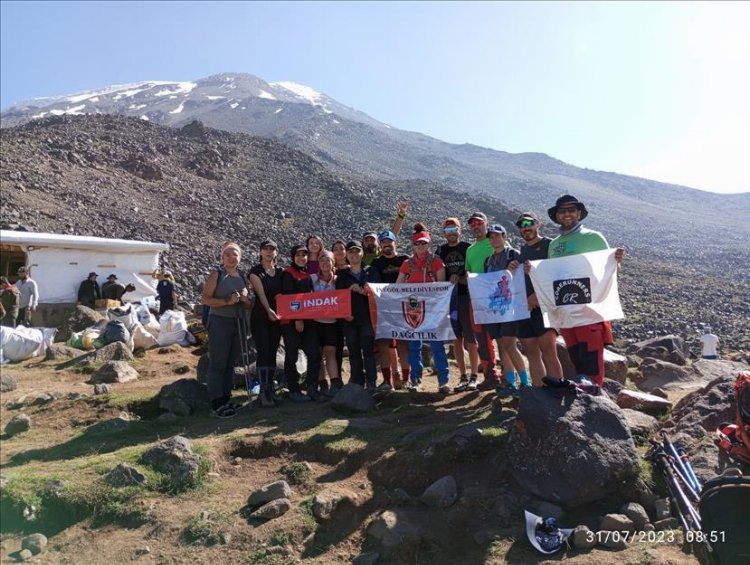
left=140, top=435, right=202, bottom=487
left=331, top=383, right=375, bottom=413
left=636, top=358, right=692, bottom=391
left=627, top=335, right=687, bottom=358
left=106, top=463, right=148, bottom=487
left=5, top=413, right=31, bottom=436
left=58, top=341, right=134, bottom=369
left=616, top=389, right=673, bottom=415
left=45, top=344, right=85, bottom=361
left=55, top=305, right=106, bottom=343
left=507, top=387, right=641, bottom=507
left=420, top=476, right=458, bottom=508
left=158, top=378, right=210, bottom=416
left=620, top=409, right=659, bottom=437
left=247, top=480, right=293, bottom=508
left=0, top=374, right=17, bottom=392
left=312, top=489, right=360, bottom=520
left=367, top=510, right=423, bottom=548
left=90, top=361, right=139, bottom=384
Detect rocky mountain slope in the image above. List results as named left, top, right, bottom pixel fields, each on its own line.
left=1, top=115, right=748, bottom=350
left=3, top=72, right=748, bottom=268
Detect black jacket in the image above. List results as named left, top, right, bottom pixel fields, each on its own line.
left=335, top=266, right=380, bottom=325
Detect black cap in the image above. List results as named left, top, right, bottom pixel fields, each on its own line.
left=547, top=195, right=588, bottom=223
left=107, top=273, right=117, bottom=280
left=260, top=239, right=278, bottom=249
left=362, top=232, right=377, bottom=240
left=88, top=272, right=98, bottom=278
left=290, top=244, right=309, bottom=259
left=467, top=212, right=488, bottom=223
left=345, top=240, right=363, bottom=251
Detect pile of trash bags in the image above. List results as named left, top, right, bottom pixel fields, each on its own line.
left=66, top=305, right=194, bottom=352
left=0, top=325, right=57, bottom=364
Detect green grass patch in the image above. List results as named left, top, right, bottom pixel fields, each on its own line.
left=181, top=516, right=222, bottom=546
left=281, top=461, right=312, bottom=485
left=298, top=496, right=317, bottom=536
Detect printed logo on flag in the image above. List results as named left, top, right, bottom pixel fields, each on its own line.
left=553, top=278, right=592, bottom=306
left=290, top=301, right=301, bottom=312
left=402, top=295, right=425, bottom=329
left=489, top=274, right=513, bottom=315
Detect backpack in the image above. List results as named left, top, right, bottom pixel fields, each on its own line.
left=716, top=372, right=750, bottom=465
left=698, top=467, right=750, bottom=565
left=201, top=265, right=248, bottom=326
left=406, top=253, right=437, bottom=282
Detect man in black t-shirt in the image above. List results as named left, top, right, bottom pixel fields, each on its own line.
left=436, top=217, right=479, bottom=391
left=515, top=213, right=563, bottom=385
left=371, top=230, right=410, bottom=389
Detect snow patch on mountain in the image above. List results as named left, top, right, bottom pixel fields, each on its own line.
left=153, top=82, right=197, bottom=97
left=169, top=101, right=185, bottom=114
left=258, top=90, right=276, bottom=100
left=271, top=81, right=324, bottom=105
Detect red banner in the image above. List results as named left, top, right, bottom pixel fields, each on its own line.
left=276, top=290, right=351, bottom=321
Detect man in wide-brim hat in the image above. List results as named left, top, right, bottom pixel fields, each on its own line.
left=545, top=195, right=624, bottom=390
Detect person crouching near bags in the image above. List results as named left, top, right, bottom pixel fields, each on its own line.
left=395, top=223, right=450, bottom=394
left=248, top=239, right=284, bottom=407
left=335, top=240, right=381, bottom=391
left=281, top=244, right=323, bottom=402
left=201, top=241, right=254, bottom=418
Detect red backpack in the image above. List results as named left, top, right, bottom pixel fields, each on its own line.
left=716, top=371, right=750, bottom=465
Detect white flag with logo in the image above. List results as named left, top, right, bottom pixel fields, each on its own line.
left=368, top=282, right=455, bottom=341
left=528, top=249, right=624, bottom=329
left=467, top=270, right=529, bottom=324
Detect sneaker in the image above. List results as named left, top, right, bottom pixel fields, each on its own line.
left=467, top=375, right=478, bottom=391
left=406, top=381, right=421, bottom=392
left=477, top=378, right=499, bottom=391
left=327, top=383, right=342, bottom=398
left=575, top=374, right=594, bottom=387
left=454, top=375, right=470, bottom=392
left=495, top=383, right=516, bottom=398
left=438, top=384, right=450, bottom=394
left=378, top=381, right=393, bottom=391
left=212, top=404, right=237, bottom=418
left=289, top=391, right=310, bottom=403
left=250, top=382, right=261, bottom=396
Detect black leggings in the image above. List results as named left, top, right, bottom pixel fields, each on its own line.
left=251, top=314, right=281, bottom=369
left=282, top=323, right=321, bottom=394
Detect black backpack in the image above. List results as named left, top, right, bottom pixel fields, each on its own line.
left=698, top=467, right=750, bottom=564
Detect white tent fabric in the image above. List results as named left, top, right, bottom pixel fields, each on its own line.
left=1, top=230, right=169, bottom=304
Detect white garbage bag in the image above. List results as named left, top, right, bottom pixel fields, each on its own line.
left=107, top=305, right=139, bottom=333
left=132, top=323, right=158, bottom=350
left=0, top=325, right=56, bottom=362
left=157, top=310, right=188, bottom=347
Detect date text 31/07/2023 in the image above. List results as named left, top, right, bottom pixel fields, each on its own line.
left=585, top=530, right=726, bottom=544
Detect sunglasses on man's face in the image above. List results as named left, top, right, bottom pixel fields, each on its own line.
left=556, top=207, right=579, bottom=215
left=414, top=241, right=429, bottom=246
left=516, top=219, right=536, bottom=228
left=443, top=226, right=459, bottom=234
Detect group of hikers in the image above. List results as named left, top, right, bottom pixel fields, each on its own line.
left=201, top=194, right=625, bottom=418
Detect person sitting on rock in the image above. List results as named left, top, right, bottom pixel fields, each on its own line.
left=700, top=326, right=720, bottom=360
left=77, top=272, right=101, bottom=309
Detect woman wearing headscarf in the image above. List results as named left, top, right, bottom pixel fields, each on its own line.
left=396, top=223, right=450, bottom=393
left=281, top=244, right=323, bottom=402
left=248, top=239, right=284, bottom=407
left=201, top=241, right=253, bottom=417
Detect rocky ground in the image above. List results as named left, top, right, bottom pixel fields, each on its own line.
left=1, top=114, right=748, bottom=353
left=1, top=321, right=748, bottom=564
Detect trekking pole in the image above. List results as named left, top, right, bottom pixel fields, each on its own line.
left=675, top=446, right=702, bottom=494
left=660, top=431, right=700, bottom=498
left=649, top=441, right=702, bottom=530
left=235, top=302, right=253, bottom=405
left=662, top=451, right=701, bottom=503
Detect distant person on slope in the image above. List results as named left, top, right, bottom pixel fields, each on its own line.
left=77, top=272, right=101, bottom=309
left=542, top=195, right=624, bottom=389
left=700, top=326, right=720, bottom=360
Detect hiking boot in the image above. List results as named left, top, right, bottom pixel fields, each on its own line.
left=378, top=381, right=393, bottom=391
left=393, top=377, right=404, bottom=390
left=454, top=375, right=470, bottom=392
left=212, top=404, right=237, bottom=418
left=289, top=391, right=310, bottom=403
left=467, top=375, right=478, bottom=390
left=259, top=388, right=275, bottom=408
left=575, top=374, right=594, bottom=387
left=438, top=384, right=450, bottom=394
left=477, top=378, right=499, bottom=391
left=495, top=383, right=516, bottom=398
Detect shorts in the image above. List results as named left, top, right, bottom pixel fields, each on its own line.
left=486, top=321, right=518, bottom=339
left=312, top=321, right=341, bottom=348
left=453, top=294, right=477, bottom=344
left=517, top=308, right=555, bottom=339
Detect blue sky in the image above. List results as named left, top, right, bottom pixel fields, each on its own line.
left=1, top=1, right=748, bottom=193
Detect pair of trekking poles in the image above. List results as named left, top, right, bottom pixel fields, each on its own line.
left=647, top=431, right=710, bottom=553
left=234, top=304, right=281, bottom=407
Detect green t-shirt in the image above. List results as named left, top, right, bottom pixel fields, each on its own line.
left=548, top=226, right=609, bottom=258
left=465, top=238, right=494, bottom=273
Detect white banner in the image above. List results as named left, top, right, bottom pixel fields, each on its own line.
left=467, top=270, right=529, bottom=324
left=528, top=249, right=624, bottom=329
left=368, top=282, right=455, bottom=341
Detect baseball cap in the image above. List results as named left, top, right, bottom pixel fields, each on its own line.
left=88, top=271, right=99, bottom=278
left=487, top=224, right=507, bottom=235
left=107, top=273, right=117, bottom=280
left=260, top=239, right=278, bottom=249
left=17, top=266, right=28, bottom=273
left=442, top=217, right=461, bottom=228
left=346, top=240, right=363, bottom=251
left=467, top=212, right=487, bottom=224
left=516, top=213, right=540, bottom=228
left=290, top=244, right=308, bottom=258
left=362, top=232, right=378, bottom=241
left=378, top=230, right=396, bottom=242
